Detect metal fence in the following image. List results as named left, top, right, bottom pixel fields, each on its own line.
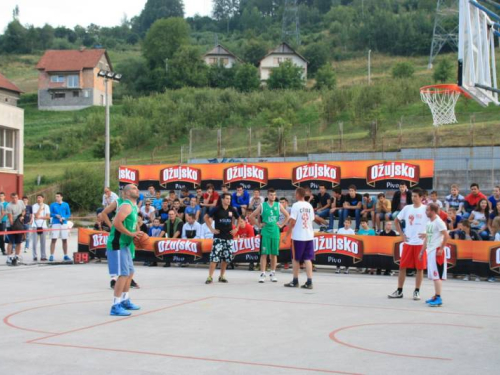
left=185, top=111, right=500, bottom=162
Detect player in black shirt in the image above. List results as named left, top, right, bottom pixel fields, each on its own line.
left=205, top=193, right=241, bottom=284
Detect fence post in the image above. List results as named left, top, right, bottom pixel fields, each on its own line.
left=338, top=122, right=343, bottom=152
left=180, top=145, right=184, bottom=164
left=217, top=128, right=222, bottom=158
left=398, top=119, right=403, bottom=150
left=306, top=124, right=310, bottom=154
left=248, top=127, right=252, bottom=158
left=189, top=128, right=193, bottom=160
left=293, top=136, right=298, bottom=153
left=469, top=115, right=475, bottom=147
left=257, top=142, right=261, bottom=157
left=371, top=120, right=377, bottom=150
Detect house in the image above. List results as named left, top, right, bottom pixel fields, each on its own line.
left=36, top=48, right=113, bottom=111
left=0, top=72, right=24, bottom=195
left=203, top=44, right=242, bottom=68
left=259, top=42, right=308, bottom=82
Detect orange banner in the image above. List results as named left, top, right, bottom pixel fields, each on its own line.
left=118, top=159, right=434, bottom=190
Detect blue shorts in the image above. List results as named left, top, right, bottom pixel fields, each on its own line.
left=107, top=247, right=134, bottom=277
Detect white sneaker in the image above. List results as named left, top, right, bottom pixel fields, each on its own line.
left=413, top=290, right=421, bottom=301
left=463, top=275, right=470, bottom=281
left=475, top=277, right=481, bottom=282
left=344, top=268, right=349, bottom=274
left=335, top=267, right=341, bottom=274
left=6, top=256, right=12, bottom=265
left=259, top=273, right=266, bottom=283
left=270, top=272, right=278, bottom=282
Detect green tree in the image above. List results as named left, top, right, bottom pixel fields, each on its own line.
left=60, top=167, right=103, bottom=211
left=242, top=39, right=267, bottom=66
left=314, top=64, right=336, bottom=90
left=391, top=62, right=415, bottom=79
left=233, top=63, right=260, bottom=92
left=143, top=18, right=190, bottom=69
left=267, top=60, right=305, bottom=90
left=433, top=59, right=453, bottom=83
left=167, top=45, right=209, bottom=88
left=92, top=137, right=124, bottom=159
left=1, top=20, right=28, bottom=53
left=39, top=24, right=55, bottom=49
left=303, top=42, right=329, bottom=76
left=207, top=63, right=236, bottom=88
left=136, top=0, right=185, bottom=35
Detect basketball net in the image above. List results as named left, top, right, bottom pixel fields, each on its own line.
left=420, top=85, right=462, bottom=126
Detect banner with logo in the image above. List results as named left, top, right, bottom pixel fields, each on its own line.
left=118, top=160, right=434, bottom=191
left=78, top=228, right=499, bottom=277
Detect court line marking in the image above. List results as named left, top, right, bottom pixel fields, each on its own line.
left=29, top=341, right=362, bottom=375
left=329, top=322, right=483, bottom=361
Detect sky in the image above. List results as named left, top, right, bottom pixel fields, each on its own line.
left=0, top=0, right=213, bottom=32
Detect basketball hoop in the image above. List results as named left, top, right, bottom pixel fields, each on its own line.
left=420, top=84, right=467, bottom=126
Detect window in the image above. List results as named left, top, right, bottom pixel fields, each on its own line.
left=73, top=91, right=79, bottom=98
left=209, top=58, right=218, bottom=65
left=0, top=128, right=16, bottom=169
left=83, top=90, right=90, bottom=98
left=220, top=58, right=229, bottom=66
left=52, top=93, right=66, bottom=100
left=67, top=75, right=79, bottom=88
left=50, top=75, right=65, bottom=83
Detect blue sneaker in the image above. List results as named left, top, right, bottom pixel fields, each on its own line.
left=428, top=296, right=443, bottom=307
left=121, top=299, right=141, bottom=311
left=425, top=295, right=437, bottom=304
left=49, top=255, right=54, bottom=262
left=63, top=255, right=72, bottom=262
left=110, top=304, right=131, bottom=316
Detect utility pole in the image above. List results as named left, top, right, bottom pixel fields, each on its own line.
left=368, top=49, right=372, bottom=85
left=428, top=0, right=459, bottom=69
left=104, top=77, right=110, bottom=188
left=282, top=0, right=300, bottom=46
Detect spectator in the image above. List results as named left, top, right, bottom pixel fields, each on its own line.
left=22, top=196, right=33, bottom=253
left=5, top=192, right=26, bottom=266
left=180, top=187, right=194, bottom=207
left=304, top=187, right=317, bottom=209
left=232, top=185, right=250, bottom=215
left=152, top=190, right=163, bottom=211
left=391, top=182, right=412, bottom=220
left=200, top=184, right=219, bottom=219
left=421, top=190, right=429, bottom=205
left=144, top=185, right=156, bottom=201
left=137, top=191, right=145, bottom=209
left=248, top=189, right=264, bottom=213
left=278, top=197, right=291, bottom=231
left=450, top=219, right=481, bottom=281
left=182, top=213, right=202, bottom=239
left=172, top=199, right=185, bottom=221
left=375, top=193, right=392, bottom=231
left=160, top=209, right=183, bottom=239
left=314, top=184, right=331, bottom=228
left=327, top=187, right=344, bottom=232
left=0, top=191, right=7, bottom=255
left=236, top=215, right=255, bottom=238
left=488, top=186, right=500, bottom=210
left=336, top=217, right=355, bottom=274
left=49, top=192, right=71, bottom=262
left=200, top=215, right=215, bottom=239
left=195, top=187, right=204, bottom=204
left=167, top=190, right=177, bottom=208
left=342, top=185, right=362, bottom=230
left=102, top=187, right=119, bottom=208
left=445, top=184, right=465, bottom=215
left=31, top=194, right=50, bottom=262
left=437, top=205, right=449, bottom=223
left=492, top=216, right=500, bottom=241
left=357, top=218, right=376, bottom=236
left=140, top=200, right=156, bottom=225
left=185, top=197, right=201, bottom=222
left=429, top=191, right=443, bottom=208
left=137, top=214, right=149, bottom=234
left=149, top=218, right=163, bottom=237
left=379, top=221, right=397, bottom=237
left=489, top=201, right=500, bottom=229
left=157, top=199, right=170, bottom=224
left=447, top=208, right=461, bottom=230
left=360, top=193, right=376, bottom=227
left=463, top=183, right=487, bottom=219
left=469, top=199, right=490, bottom=240
left=93, top=211, right=111, bottom=232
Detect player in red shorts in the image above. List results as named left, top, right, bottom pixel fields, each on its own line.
left=388, top=187, right=429, bottom=300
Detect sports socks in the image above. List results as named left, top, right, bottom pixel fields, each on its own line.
left=113, top=296, right=121, bottom=305
left=306, top=278, right=312, bottom=285
left=121, top=292, right=129, bottom=301
left=292, top=277, right=298, bottom=285
left=397, top=288, right=403, bottom=293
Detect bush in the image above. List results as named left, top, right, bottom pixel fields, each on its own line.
left=267, top=61, right=305, bottom=90
left=314, top=64, right=337, bottom=90
left=433, top=59, right=453, bottom=83
left=391, top=62, right=415, bottom=79
left=60, top=167, right=103, bottom=212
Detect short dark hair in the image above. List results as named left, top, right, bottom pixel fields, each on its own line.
left=173, top=198, right=180, bottom=203
left=240, top=214, right=246, bottom=221
left=22, top=196, right=28, bottom=200
left=428, top=203, right=439, bottom=213
left=181, top=187, right=189, bottom=192
left=412, top=187, right=423, bottom=197
left=319, top=184, right=326, bottom=189
left=206, top=183, right=214, bottom=190
left=148, top=185, right=155, bottom=189
left=431, top=191, right=438, bottom=195
left=470, top=183, right=479, bottom=189
left=169, top=190, right=175, bottom=194
left=10, top=192, right=18, bottom=197
left=399, top=181, right=408, bottom=187
left=333, top=186, right=342, bottom=195
left=221, top=193, right=231, bottom=200
left=162, top=198, right=169, bottom=203
left=348, top=185, right=357, bottom=191
left=360, top=218, right=368, bottom=223
left=460, top=219, right=471, bottom=228
left=56, top=192, right=63, bottom=196
left=280, top=197, right=288, bottom=202
left=37, top=194, right=44, bottom=198
left=253, top=188, right=260, bottom=192
left=153, top=217, right=160, bottom=222
left=296, top=187, right=306, bottom=198
left=344, top=216, right=352, bottom=223
left=377, top=193, right=385, bottom=198
left=168, top=209, right=176, bottom=214
left=237, top=185, right=244, bottom=190
left=268, top=188, right=276, bottom=194
left=363, top=193, right=370, bottom=198
left=0, top=191, right=4, bottom=195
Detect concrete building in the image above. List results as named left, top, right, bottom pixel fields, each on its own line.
left=203, top=45, right=242, bottom=68
left=259, top=42, right=308, bottom=82
left=0, top=72, right=24, bottom=195
left=36, top=48, right=113, bottom=111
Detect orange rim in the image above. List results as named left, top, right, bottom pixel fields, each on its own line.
left=420, top=84, right=471, bottom=98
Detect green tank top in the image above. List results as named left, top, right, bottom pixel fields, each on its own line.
left=261, top=201, right=280, bottom=238
left=107, top=200, right=138, bottom=256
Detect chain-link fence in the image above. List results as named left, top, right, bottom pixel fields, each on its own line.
left=185, top=112, right=500, bottom=161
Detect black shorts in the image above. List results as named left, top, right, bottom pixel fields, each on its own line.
left=6, top=228, right=23, bottom=245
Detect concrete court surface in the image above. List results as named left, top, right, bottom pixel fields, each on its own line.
left=1, top=238, right=499, bottom=375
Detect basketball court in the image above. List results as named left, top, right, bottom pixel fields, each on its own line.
left=1, top=256, right=499, bottom=375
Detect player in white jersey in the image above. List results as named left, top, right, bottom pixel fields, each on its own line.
left=388, top=187, right=429, bottom=301
left=419, top=203, right=449, bottom=307
left=282, top=187, right=315, bottom=289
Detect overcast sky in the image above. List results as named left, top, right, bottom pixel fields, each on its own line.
left=0, top=0, right=214, bottom=32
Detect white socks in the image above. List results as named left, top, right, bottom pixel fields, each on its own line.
left=113, top=296, right=121, bottom=305
left=121, top=292, right=129, bottom=301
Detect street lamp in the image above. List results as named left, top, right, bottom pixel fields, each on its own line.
left=97, top=69, right=122, bottom=189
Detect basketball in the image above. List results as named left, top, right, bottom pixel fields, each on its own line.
left=133, top=233, right=150, bottom=249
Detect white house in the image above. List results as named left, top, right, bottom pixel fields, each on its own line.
left=203, top=45, right=242, bottom=68
left=259, top=42, right=308, bottom=82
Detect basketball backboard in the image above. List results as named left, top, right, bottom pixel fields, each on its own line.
left=458, top=0, right=499, bottom=106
